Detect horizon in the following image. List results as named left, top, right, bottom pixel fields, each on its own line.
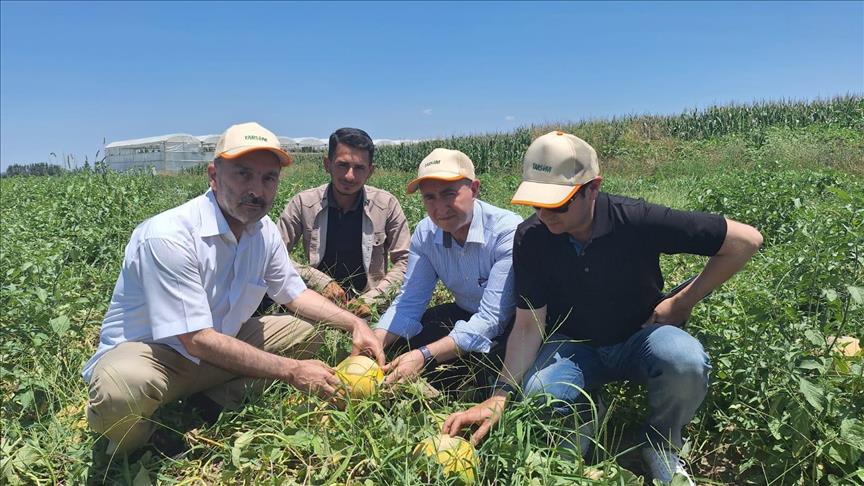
left=2, top=1, right=862, bottom=169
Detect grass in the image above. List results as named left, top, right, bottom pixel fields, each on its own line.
left=1, top=98, right=863, bottom=484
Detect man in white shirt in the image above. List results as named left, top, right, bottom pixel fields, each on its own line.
left=82, top=122, right=384, bottom=455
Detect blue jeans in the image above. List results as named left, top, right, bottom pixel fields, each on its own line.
left=522, top=325, right=711, bottom=449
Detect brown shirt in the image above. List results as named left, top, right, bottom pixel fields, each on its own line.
left=277, top=183, right=411, bottom=305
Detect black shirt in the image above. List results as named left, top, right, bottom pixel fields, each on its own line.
left=514, top=192, right=727, bottom=346
left=318, top=185, right=367, bottom=294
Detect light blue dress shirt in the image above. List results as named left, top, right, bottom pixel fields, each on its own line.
left=376, top=199, right=522, bottom=353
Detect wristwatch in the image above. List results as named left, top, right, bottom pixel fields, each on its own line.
left=492, top=381, right=517, bottom=396
left=417, top=345, right=435, bottom=367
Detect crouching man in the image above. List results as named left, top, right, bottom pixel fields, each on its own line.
left=374, top=149, right=522, bottom=393
left=277, top=128, right=410, bottom=318
left=443, top=131, right=762, bottom=484
left=82, top=122, right=384, bottom=455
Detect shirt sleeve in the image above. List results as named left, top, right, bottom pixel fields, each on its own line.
left=264, top=228, right=308, bottom=305
left=514, top=218, right=547, bottom=310
left=449, top=224, right=517, bottom=353
left=362, top=196, right=411, bottom=305
left=137, top=237, right=213, bottom=341
left=375, top=228, right=437, bottom=339
left=277, top=195, right=303, bottom=250
left=639, top=202, right=727, bottom=256
left=277, top=194, right=335, bottom=292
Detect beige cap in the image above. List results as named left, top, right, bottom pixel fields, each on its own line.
left=406, top=148, right=476, bottom=194
left=511, top=131, right=600, bottom=207
left=215, top=122, right=293, bottom=166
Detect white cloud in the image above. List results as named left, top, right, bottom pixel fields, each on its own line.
left=422, top=108, right=433, bottom=115
left=505, top=115, right=515, bottom=121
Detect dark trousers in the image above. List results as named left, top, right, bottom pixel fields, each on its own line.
left=390, top=303, right=511, bottom=398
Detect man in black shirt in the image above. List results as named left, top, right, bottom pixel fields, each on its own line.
left=444, top=131, right=763, bottom=485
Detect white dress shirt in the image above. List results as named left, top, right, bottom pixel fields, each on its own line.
left=82, top=190, right=306, bottom=382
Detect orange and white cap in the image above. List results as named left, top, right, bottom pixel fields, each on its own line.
left=406, top=148, right=476, bottom=194
left=215, top=122, right=293, bottom=166
left=511, top=131, right=600, bottom=208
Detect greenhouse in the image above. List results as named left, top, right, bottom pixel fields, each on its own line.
left=104, top=134, right=208, bottom=172
left=104, top=132, right=407, bottom=173
left=105, top=133, right=316, bottom=173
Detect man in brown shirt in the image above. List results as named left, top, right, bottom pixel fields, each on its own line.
left=277, top=128, right=410, bottom=317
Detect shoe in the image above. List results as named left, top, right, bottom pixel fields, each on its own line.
left=640, top=446, right=695, bottom=485
left=149, top=428, right=189, bottom=458
left=186, top=393, right=224, bottom=425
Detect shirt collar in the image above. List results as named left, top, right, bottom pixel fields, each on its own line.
left=201, top=189, right=262, bottom=239
left=465, top=200, right=486, bottom=244
left=201, top=190, right=233, bottom=238
left=589, top=192, right=612, bottom=240
left=325, top=183, right=365, bottom=212
left=434, top=199, right=486, bottom=246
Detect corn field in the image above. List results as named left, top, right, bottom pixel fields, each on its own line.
left=373, top=96, right=864, bottom=172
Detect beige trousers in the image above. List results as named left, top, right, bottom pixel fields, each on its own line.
left=86, top=314, right=322, bottom=454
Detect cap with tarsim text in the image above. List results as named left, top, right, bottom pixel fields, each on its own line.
left=406, top=148, right=476, bottom=194
left=511, top=131, right=600, bottom=208
left=215, top=122, right=293, bottom=166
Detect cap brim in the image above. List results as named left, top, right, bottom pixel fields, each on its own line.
left=406, top=173, right=470, bottom=194
left=511, top=181, right=581, bottom=208
left=218, top=146, right=294, bottom=167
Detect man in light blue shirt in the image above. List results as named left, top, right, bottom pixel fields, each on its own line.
left=374, top=148, right=522, bottom=392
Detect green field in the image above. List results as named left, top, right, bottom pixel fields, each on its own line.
left=1, top=98, right=863, bottom=484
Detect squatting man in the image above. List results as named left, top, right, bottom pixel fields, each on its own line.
left=443, top=131, right=763, bottom=484
left=82, top=122, right=384, bottom=455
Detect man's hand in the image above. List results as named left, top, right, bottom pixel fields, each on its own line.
left=643, top=294, right=693, bottom=328
left=352, top=320, right=385, bottom=366
left=442, top=394, right=508, bottom=446
left=373, top=328, right=388, bottom=348
left=286, top=359, right=342, bottom=398
left=321, top=281, right=348, bottom=305
left=347, top=298, right=372, bottom=318
left=382, top=349, right=425, bottom=384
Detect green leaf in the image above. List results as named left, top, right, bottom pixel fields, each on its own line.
left=846, top=286, right=863, bottom=305
left=739, top=456, right=757, bottom=473
left=798, top=359, right=824, bottom=371
left=35, top=288, right=48, bottom=304
left=798, top=377, right=824, bottom=412
left=325, top=445, right=355, bottom=484
left=804, top=329, right=825, bottom=347
left=826, top=186, right=851, bottom=202
left=840, top=418, right=864, bottom=448
left=48, top=316, right=70, bottom=336
left=832, top=355, right=852, bottom=374
left=281, top=430, right=318, bottom=449
left=768, top=419, right=784, bottom=440
left=231, top=431, right=254, bottom=468
left=671, top=473, right=694, bottom=486
left=16, top=391, right=34, bottom=411
left=827, top=443, right=847, bottom=465
left=789, top=405, right=811, bottom=442
left=132, top=464, right=151, bottom=486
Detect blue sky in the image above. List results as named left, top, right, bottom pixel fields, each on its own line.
left=1, top=1, right=862, bottom=168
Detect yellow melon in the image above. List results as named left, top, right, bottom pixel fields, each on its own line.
left=414, top=434, right=479, bottom=484
left=828, top=336, right=861, bottom=357
left=334, top=355, right=384, bottom=399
